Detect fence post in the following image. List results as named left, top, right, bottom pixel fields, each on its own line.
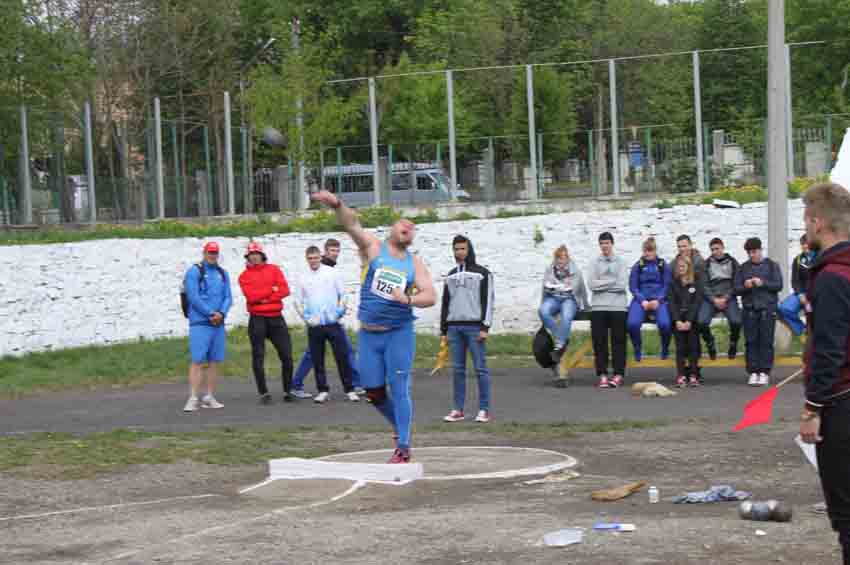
left=368, top=77, right=382, bottom=206
left=171, top=121, right=182, bottom=217
left=336, top=146, right=343, bottom=193
left=387, top=144, right=394, bottom=204
left=84, top=101, right=97, bottom=223
left=785, top=43, right=795, bottom=179
left=242, top=127, right=251, bottom=214
left=526, top=65, right=539, bottom=200
left=19, top=104, right=33, bottom=224
left=203, top=125, right=214, bottom=215
left=224, top=91, right=236, bottom=215
left=589, top=129, right=596, bottom=196
left=826, top=115, right=833, bottom=171
left=446, top=70, right=458, bottom=197
left=537, top=132, right=544, bottom=197
left=608, top=59, right=620, bottom=197
left=645, top=127, right=654, bottom=192
left=693, top=51, right=706, bottom=193
left=153, top=98, right=165, bottom=218
left=486, top=137, right=496, bottom=204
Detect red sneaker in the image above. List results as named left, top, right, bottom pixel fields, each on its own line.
left=688, top=375, right=701, bottom=387
left=610, top=375, right=624, bottom=388
left=388, top=448, right=411, bottom=464
left=675, top=375, right=687, bottom=388
left=597, top=375, right=610, bottom=388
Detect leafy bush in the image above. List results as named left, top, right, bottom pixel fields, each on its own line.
left=533, top=225, right=544, bottom=246
left=712, top=185, right=768, bottom=205
left=788, top=175, right=828, bottom=198
left=452, top=211, right=479, bottom=221
left=655, top=199, right=674, bottom=209
left=658, top=157, right=698, bottom=194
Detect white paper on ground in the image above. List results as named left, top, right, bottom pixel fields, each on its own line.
left=830, top=128, right=850, bottom=191
left=795, top=434, right=819, bottom=470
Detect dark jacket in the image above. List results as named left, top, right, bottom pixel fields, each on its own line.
left=321, top=256, right=337, bottom=268
left=667, top=273, right=705, bottom=323
left=804, top=241, right=850, bottom=408
left=629, top=257, right=671, bottom=303
left=705, top=253, right=739, bottom=297
left=734, top=258, right=783, bottom=310
left=671, top=250, right=706, bottom=279
left=440, top=239, right=494, bottom=334
left=791, top=251, right=816, bottom=295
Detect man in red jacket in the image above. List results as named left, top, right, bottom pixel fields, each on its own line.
left=238, top=242, right=294, bottom=404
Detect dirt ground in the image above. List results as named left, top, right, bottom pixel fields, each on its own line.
left=0, top=421, right=840, bottom=565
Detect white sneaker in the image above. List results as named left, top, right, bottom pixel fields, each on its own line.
left=183, top=396, right=200, bottom=412
left=474, top=410, right=491, bottom=423
left=201, top=394, right=224, bottom=409
left=443, top=410, right=465, bottom=423
left=314, top=391, right=330, bottom=404
left=347, top=391, right=360, bottom=402
left=758, top=373, right=770, bottom=386
left=353, top=387, right=367, bottom=396
left=292, top=389, right=313, bottom=399
left=748, top=373, right=760, bottom=386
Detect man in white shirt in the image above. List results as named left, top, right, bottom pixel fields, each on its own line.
left=297, top=245, right=358, bottom=403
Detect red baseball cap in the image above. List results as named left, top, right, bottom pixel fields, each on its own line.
left=203, top=242, right=220, bottom=253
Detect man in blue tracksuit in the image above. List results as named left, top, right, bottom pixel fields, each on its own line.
left=183, top=241, right=233, bottom=412
left=627, top=237, right=672, bottom=361
left=778, top=234, right=817, bottom=336
left=310, top=190, right=437, bottom=464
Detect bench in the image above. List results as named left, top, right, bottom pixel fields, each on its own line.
left=551, top=310, right=801, bottom=387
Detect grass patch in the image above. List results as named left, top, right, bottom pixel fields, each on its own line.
left=424, top=419, right=668, bottom=439
left=0, top=325, right=803, bottom=397
left=0, top=427, right=336, bottom=480
left=0, top=420, right=669, bottom=479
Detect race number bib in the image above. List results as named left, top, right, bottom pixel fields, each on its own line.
left=371, top=267, right=407, bottom=300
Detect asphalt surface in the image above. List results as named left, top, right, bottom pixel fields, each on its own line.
left=0, top=365, right=804, bottom=435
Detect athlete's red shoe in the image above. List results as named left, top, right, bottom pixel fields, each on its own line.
left=388, top=447, right=411, bottom=464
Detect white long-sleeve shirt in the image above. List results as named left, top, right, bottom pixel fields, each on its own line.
left=298, top=264, right=346, bottom=326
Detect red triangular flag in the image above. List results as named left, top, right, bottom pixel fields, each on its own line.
left=733, top=387, right=779, bottom=431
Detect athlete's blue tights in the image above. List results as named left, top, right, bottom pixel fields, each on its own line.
left=358, top=323, right=416, bottom=449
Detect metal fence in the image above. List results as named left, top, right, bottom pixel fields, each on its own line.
left=0, top=41, right=846, bottom=226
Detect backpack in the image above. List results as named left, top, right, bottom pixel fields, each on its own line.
left=638, top=257, right=665, bottom=276
left=180, top=263, right=223, bottom=318
left=533, top=325, right=556, bottom=369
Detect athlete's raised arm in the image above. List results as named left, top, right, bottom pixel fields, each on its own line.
left=310, top=191, right=380, bottom=261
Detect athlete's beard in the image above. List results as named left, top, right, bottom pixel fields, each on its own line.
left=389, top=236, right=411, bottom=250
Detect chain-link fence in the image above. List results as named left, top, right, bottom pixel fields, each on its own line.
left=1, top=42, right=846, bottom=226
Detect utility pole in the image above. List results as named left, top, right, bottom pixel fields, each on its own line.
left=767, top=0, right=789, bottom=291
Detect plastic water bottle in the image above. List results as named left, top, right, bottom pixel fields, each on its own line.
left=648, top=486, right=659, bottom=504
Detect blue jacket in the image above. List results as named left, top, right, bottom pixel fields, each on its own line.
left=629, top=258, right=671, bottom=303
left=184, top=261, right=233, bottom=326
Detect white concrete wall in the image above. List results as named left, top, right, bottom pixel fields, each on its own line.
left=0, top=200, right=807, bottom=357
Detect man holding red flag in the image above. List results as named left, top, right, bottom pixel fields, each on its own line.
left=799, top=182, right=850, bottom=565
left=239, top=242, right=295, bottom=404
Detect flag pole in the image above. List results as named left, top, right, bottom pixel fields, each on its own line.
left=775, top=368, right=803, bottom=389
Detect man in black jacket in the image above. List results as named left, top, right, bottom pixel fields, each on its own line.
left=700, top=237, right=742, bottom=359
left=440, top=235, right=495, bottom=424
left=799, top=182, right=850, bottom=565
left=734, top=237, right=783, bottom=387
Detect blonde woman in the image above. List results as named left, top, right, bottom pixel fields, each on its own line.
left=539, top=245, right=588, bottom=365
left=667, top=255, right=705, bottom=387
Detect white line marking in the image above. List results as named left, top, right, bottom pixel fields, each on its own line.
left=102, top=480, right=365, bottom=563
left=320, top=446, right=578, bottom=481
left=237, top=478, right=276, bottom=495
left=0, top=494, right=222, bottom=523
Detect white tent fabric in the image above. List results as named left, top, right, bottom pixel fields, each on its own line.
left=830, top=128, right=850, bottom=191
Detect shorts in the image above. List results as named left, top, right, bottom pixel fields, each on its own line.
left=189, top=324, right=227, bottom=364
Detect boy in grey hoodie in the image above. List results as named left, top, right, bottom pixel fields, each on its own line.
left=587, top=232, right=630, bottom=388
left=441, top=235, right=495, bottom=424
